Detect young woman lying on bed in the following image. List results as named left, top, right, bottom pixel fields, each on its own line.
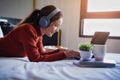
left=0, top=5, right=80, bottom=62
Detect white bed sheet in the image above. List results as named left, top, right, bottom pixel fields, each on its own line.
left=0, top=53, right=120, bottom=80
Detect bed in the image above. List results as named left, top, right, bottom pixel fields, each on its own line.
left=0, top=53, right=120, bottom=80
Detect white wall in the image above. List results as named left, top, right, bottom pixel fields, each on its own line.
left=0, top=0, right=33, bottom=19
left=36, top=0, right=120, bottom=53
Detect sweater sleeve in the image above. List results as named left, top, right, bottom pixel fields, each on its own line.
left=21, top=25, right=66, bottom=62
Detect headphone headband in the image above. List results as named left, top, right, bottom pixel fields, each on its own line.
left=48, top=8, right=60, bottom=19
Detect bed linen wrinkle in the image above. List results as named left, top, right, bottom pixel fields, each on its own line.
left=0, top=53, right=120, bottom=80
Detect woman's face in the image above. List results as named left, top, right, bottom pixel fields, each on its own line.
left=45, top=18, right=63, bottom=37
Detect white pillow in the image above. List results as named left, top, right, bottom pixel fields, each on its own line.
left=0, top=26, right=3, bottom=37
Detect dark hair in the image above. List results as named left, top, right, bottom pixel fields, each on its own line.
left=17, top=5, right=63, bottom=27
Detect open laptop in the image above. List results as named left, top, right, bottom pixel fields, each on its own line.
left=90, top=31, right=110, bottom=58
left=90, top=31, right=110, bottom=45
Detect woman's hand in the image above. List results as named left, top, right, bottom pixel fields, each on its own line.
left=62, top=50, right=80, bottom=59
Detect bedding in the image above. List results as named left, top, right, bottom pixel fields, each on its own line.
left=0, top=53, right=120, bottom=80
left=0, top=26, right=3, bottom=38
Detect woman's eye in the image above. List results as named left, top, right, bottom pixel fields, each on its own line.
left=55, top=24, right=60, bottom=27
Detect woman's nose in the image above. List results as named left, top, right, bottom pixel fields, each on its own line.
left=56, top=28, right=59, bottom=32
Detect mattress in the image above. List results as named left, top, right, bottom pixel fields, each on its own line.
left=0, top=53, right=120, bottom=80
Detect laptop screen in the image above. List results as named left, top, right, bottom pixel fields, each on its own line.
left=90, top=32, right=110, bottom=45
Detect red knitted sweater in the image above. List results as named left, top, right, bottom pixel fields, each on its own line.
left=0, top=23, right=66, bottom=62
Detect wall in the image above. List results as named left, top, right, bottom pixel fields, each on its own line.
left=36, top=0, right=120, bottom=53
left=0, top=0, right=33, bottom=19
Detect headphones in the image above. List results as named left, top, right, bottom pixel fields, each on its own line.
left=39, top=8, right=60, bottom=28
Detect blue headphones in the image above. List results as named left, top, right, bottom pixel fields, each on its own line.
left=39, top=8, right=60, bottom=28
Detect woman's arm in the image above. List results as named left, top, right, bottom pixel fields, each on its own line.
left=21, top=24, right=66, bottom=62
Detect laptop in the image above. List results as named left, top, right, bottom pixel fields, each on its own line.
left=90, top=31, right=110, bottom=58
left=90, top=31, right=110, bottom=45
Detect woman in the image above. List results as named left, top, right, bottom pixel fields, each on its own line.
left=0, top=5, right=80, bottom=62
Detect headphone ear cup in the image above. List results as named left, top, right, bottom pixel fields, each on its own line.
left=39, top=16, right=50, bottom=28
